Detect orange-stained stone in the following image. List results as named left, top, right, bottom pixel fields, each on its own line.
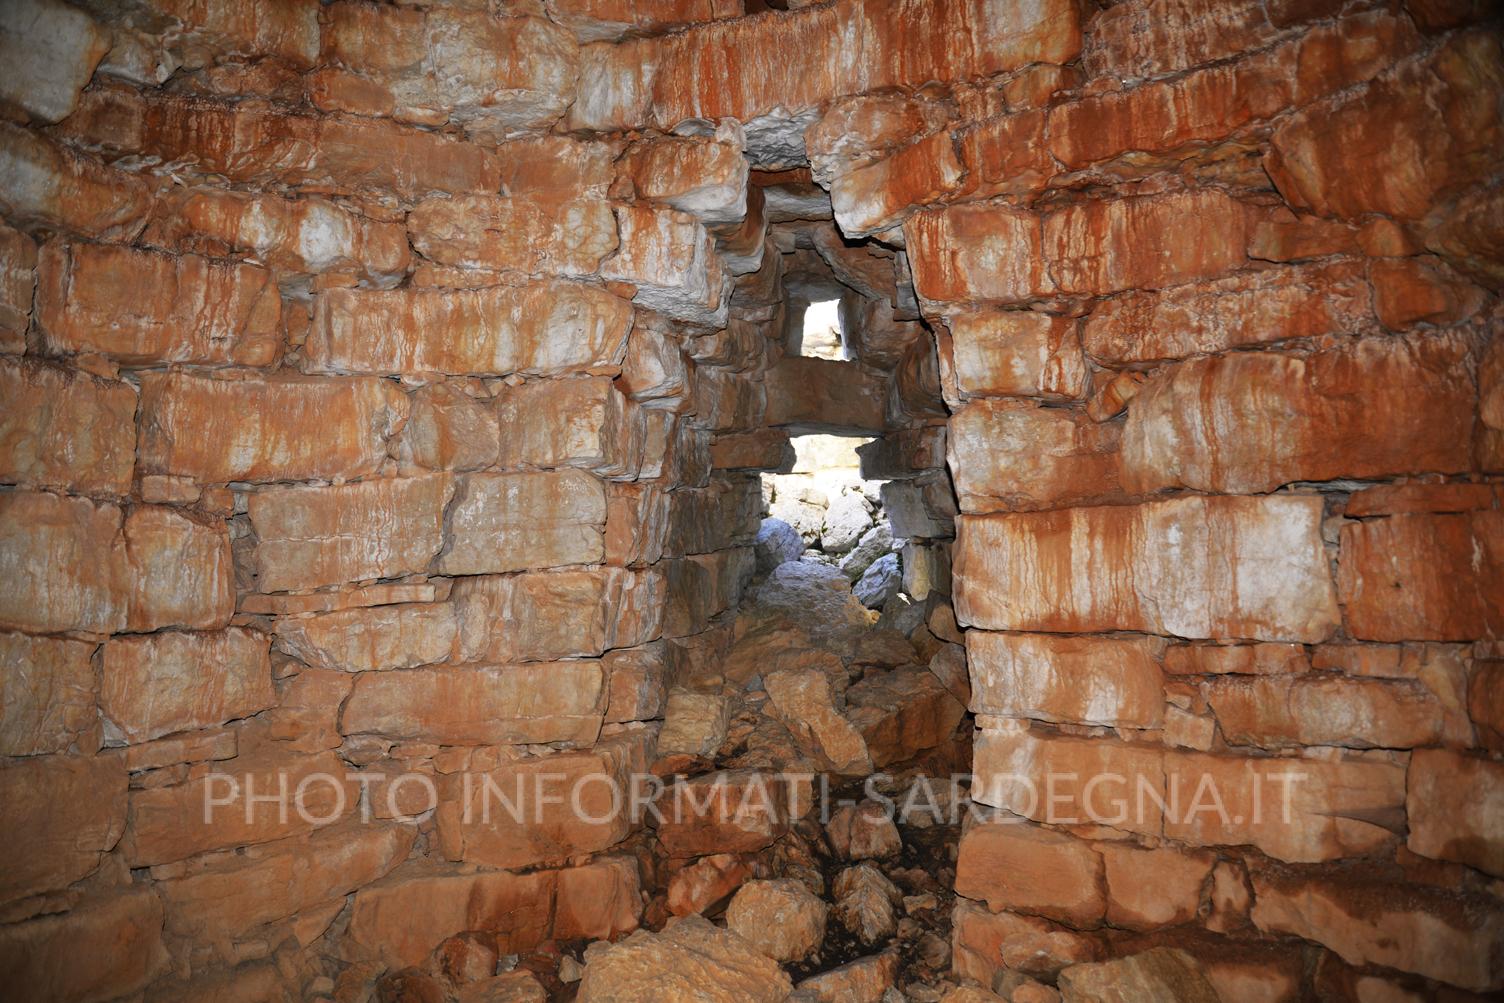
left=138, top=371, right=408, bottom=484
left=407, top=193, right=617, bottom=275
left=1044, top=189, right=1250, bottom=296
left=1406, top=747, right=1504, bottom=878
left=495, top=376, right=646, bottom=478
left=36, top=241, right=280, bottom=366
left=1338, top=509, right=1504, bottom=642
left=0, top=123, right=153, bottom=239
left=1203, top=674, right=1442, bottom=749
left=101, top=628, right=274, bottom=744
left=764, top=356, right=886, bottom=435
left=1121, top=333, right=1476, bottom=494
left=0, top=490, right=129, bottom=635
left=830, top=130, right=964, bottom=238
left=954, top=495, right=1339, bottom=642
left=905, top=203, right=1052, bottom=305
left=347, top=866, right=557, bottom=969
left=948, top=398, right=1123, bottom=514
left=246, top=475, right=452, bottom=593
left=0, top=889, right=167, bottom=1001
left=943, top=311, right=1086, bottom=402
left=1267, top=30, right=1504, bottom=220
left=1099, top=843, right=1214, bottom=930
left=951, top=898, right=1101, bottom=984
left=967, top=632, right=1164, bottom=729
left=0, top=357, right=136, bottom=496
left=307, top=280, right=632, bottom=378
left=341, top=662, right=605, bottom=747
left=954, top=819, right=1106, bottom=926
left=452, top=567, right=665, bottom=663
left=122, top=506, right=235, bottom=632
left=553, top=856, right=643, bottom=941
left=145, top=186, right=410, bottom=280
left=439, top=469, right=609, bottom=576
left=0, top=754, right=126, bottom=906
left=0, top=631, right=97, bottom=757
left=1081, top=258, right=1373, bottom=365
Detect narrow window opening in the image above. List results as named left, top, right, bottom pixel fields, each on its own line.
left=799, top=299, right=846, bottom=360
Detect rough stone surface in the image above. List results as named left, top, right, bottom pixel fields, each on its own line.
left=725, top=878, right=827, bottom=963
left=574, top=914, right=792, bottom=1003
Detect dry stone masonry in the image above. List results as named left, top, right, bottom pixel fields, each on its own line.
left=0, top=0, right=1500, bottom=1000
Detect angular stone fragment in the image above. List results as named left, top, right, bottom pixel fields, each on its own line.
left=667, top=853, right=752, bottom=917
left=436, top=735, right=640, bottom=868
left=1163, top=642, right=1308, bottom=676
left=275, top=603, right=460, bottom=673
left=452, top=567, right=664, bottom=662
left=0, top=754, right=126, bottom=905
left=0, top=490, right=128, bottom=635
left=439, top=470, right=608, bottom=576
left=341, top=663, right=604, bottom=746
left=1338, top=510, right=1504, bottom=642
left=956, top=108, right=1054, bottom=200
left=844, top=666, right=966, bottom=767
left=408, top=194, right=617, bottom=275
left=944, top=311, right=1085, bottom=401
left=833, top=863, right=901, bottom=944
left=575, top=914, right=792, bottom=1003
left=0, top=357, right=136, bottom=496
left=1122, top=334, right=1475, bottom=494
left=712, top=429, right=795, bottom=472
left=827, top=801, right=901, bottom=861
left=348, top=867, right=556, bottom=969
left=0, top=0, right=110, bottom=123
left=1045, top=190, right=1250, bottom=295
left=0, top=631, right=96, bottom=757
left=1203, top=675, right=1441, bottom=749
left=1407, top=747, right=1504, bottom=877
left=764, top=667, right=873, bottom=775
left=952, top=899, right=1101, bottom=984
left=147, top=187, right=410, bottom=280
left=725, top=878, right=826, bottom=964
left=316, top=8, right=577, bottom=138
left=1082, top=259, right=1373, bottom=365
left=247, top=476, right=452, bottom=592
left=1426, top=181, right=1504, bottom=289
left=393, top=382, right=499, bottom=473
left=602, top=205, right=729, bottom=327
left=949, top=399, right=1122, bottom=513
left=954, top=495, right=1339, bottom=642
left=554, top=856, right=644, bottom=942
left=1251, top=872, right=1504, bottom=991
left=1267, top=30, right=1504, bottom=220
left=101, top=628, right=273, bottom=744
left=37, top=241, right=279, bottom=366
left=139, top=371, right=408, bottom=484
left=968, top=632, right=1164, bottom=729
left=656, top=691, right=730, bottom=758
left=797, top=951, right=899, bottom=1003
left=1081, top=0, right=1280, bottom=79
left=308, top=280, right=631, bottom=378
left=0, top=890, right=167, bottom=1003
left=158, top=822, right=413, bottom=942
left=0, top=123, right=152, bottom=239
left=955, top=820, right=1105, bottom=925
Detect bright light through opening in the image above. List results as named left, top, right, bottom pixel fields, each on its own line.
left=800, top=299, right=844, bottom=360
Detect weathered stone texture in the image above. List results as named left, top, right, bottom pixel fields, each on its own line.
left=439, top=470, right=608, bottom=576
left=955, top=495, right=1340, bottom=641
left=138, top=372, right=409, bottom=484
left=0, top=754, right=127, bottom=905
left=0, top=631, right=97, bottom=756
left=247, top=476, right=452, bottom=592
left=37, top=241, right=280, bottom=366
left=0, top=358, right=136, bottom=496
left=308, top=280, right=631, bottom=378
left=101, top=628, right=274, bottom=744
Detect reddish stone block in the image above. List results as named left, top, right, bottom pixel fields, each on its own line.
left=0, top=632, right=97, bottom=757
left=1203, top=674, right=1441, bottom=749
left=407, top=193, right=617, bottom=275
left=1099, top=843, right=1214, bottom=930
left=0, top=755, right=127, bottom=906
left=967, top=632, right=1164, bottom=729
left=905, top=203, right=1053, bottom=305
left=830, top=130, right=964, bottom=238
left=102, top=629, right=274, bottom=744
left=948, top=399, right=1122, bottom=513
left=438, top=470, right=608, bottom=576
left=955, top=820, right=1105, bottom=926
left=0, top=358, right=136, bottom=496
left=0, top=890, right=167, bottom=1002
left=1406, top=747, right=1504, bottom=878
left=943, top=311, right=1086, bottom=401
left=0, top=123, right=152, bottom=239
left=0, top=490, right=129, bottom=635
left=955, top=495, right=1339, bottom=642
left=764, top=356, right=886, bottom=435
left=37, top=241, right=280, bottom=366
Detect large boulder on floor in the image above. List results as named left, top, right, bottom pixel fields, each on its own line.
left=770, top=486, right=827, bottom=544
left=749, top=561, right=875, bottom=655
left=821, top=491, right=874, bottom=554
left=763, top=668, right=872, bottom=775
left=845, top=666, right=967, bottom=767
left=827, top=801, right=902, bottom=861
left=725, top=878, right=828, bottom=963
left=1058, top=948, right=1222, bottom=1003
left=575, top=914, right=792, bottom=1003
left=755, top=517, right=805, bottom=574
left=854, top=553, right=902, bottom=608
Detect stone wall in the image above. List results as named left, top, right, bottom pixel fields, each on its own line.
left=0, top=0, right=1500, bottom=999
